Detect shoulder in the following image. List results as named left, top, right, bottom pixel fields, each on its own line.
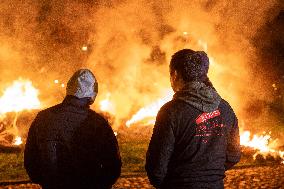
left=219, top=99, right=237, bottom=119
left=160, top=99, right=183, bottom=111
left=219, top=99, right=231, bottom=109
left=159, top=98, right=196, bottom=115
left=29, top=104, right=62, bottom=130
left=158, top=100, right=176, bottom=115
left=157, top=99, right=189, bottom=120
left=29, top=104, right=61, bottom=125
left=219, top=99, right=234, bottom=112
left=37, top=104, right=62, bottom=117
left=85, top=110, right=115, bottom=136
left=87, top=109, right=110, bottom=126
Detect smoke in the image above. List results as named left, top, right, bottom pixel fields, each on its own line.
left=0, top=0, right=283, bottom=134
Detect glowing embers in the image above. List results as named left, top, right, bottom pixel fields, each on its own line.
left=81, top=45, right=88, bottom=51
left=0, top=79, right=41, bottom=115
left=53, top=79, right=65, bottom=88
left=13, top=136, right=22, bottom=146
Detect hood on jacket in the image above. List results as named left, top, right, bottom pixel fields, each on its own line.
left=174, top=81, right=221, bottom=112
left=66, top=69, right=98, bottom=101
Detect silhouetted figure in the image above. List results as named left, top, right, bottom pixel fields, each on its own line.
left=24, top=69, right=121, bottom=189
left=146, top=49, right=241, bottom=189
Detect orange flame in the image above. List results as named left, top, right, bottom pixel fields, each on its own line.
left=13, top=136, right=23, bottom=146
left=99, top=93, right=115, bottom=114
left=240, top=131, right=271, bottom=153
left=240, top=130, right=284, bottom=161
left=125, top=91, right=284, bottom=162
left=0, top=79, right=41, bottom=115
left=126, top=89, right=173, bottom=127
left=0, top=79, right=41, bottom=145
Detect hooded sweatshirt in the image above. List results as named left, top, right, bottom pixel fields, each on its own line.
left=146, top=82, right=241, bottom=189
left=24, top=69, right=121, bottom=189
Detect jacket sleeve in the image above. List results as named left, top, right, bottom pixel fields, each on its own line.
left=225, top=116, right=241, bottom=170
left=24, top=114, right=42, bottom=184
left=99, top=122, right=122, bottom=187
left=145, top=107, right=175, bottom=188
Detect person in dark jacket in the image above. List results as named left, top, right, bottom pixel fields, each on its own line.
left=146, top=49, right=241, bottom=189
left=24, top=69, right=121, bottom=189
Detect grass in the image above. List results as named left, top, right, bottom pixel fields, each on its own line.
left=119, top=137, right=149, bottom=175
left=0, top=152, right=29, bottom=181
left=0, top=126, right=282, bottom=181
left=0, top=131, right=151, bottom=181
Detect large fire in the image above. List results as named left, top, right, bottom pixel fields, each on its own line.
left=0, top=80, right=40, bottom=115
left=0, top=79, right=41, bottom=146
left=0, top=78, right=283, bottom=163
left=124, top=91, right=284, bottom=163
left=240, top=131, right=284, bottom=162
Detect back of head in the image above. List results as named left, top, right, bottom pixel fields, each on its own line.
left=170, top=49, right=210, bottom=83
left=66, top=69, right=98, bottom=104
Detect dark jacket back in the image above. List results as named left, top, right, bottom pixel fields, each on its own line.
left=146, top=94, right=241, bottom=189
left=24, top=97, right=121, bottom=189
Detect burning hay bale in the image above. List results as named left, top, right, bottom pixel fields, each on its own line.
left=240, top=130, right=284, bottom=164
left=0, top=130, right=22, bottom=153
left=0, top=79, right=41, bottom=153
left=241, top=146, right=283, bottom=165
left=0, top=111, right=38, bottom=153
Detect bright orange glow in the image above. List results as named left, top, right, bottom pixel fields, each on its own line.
left=240, top=130, right=284, bottom=161
left=99, top=93, right=115, bottom=114
left=13, top=136, right=23, bottom=146
left=82, top=45, right=88, bottom=51
left=126, top=89, right=174, bottom=127
left=0, top=79, right=41, bottom=115
left=240, top=131, right=271, bottom=153
left=125, top=90, right=283, bottom=162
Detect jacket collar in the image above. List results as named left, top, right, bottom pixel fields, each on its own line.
left=62, top=95, right=91, bottom=108
left=174, top=81, right=221, bottom=112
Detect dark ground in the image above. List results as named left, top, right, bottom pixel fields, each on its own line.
left=0, top=165, right=283, bottom=189
left=1, top=126, right=284, bottom=188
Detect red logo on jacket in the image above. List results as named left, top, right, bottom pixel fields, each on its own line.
left=195, top=110, right=221, bottom=124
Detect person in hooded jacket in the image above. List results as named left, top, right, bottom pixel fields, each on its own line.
left=145, top=49, right=241, bottom=189
left=24, top=69, right=121, bottom=189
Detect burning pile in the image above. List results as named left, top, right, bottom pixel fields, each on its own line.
left=0, top=78, right=283, bottom=165
left=240, top=131, right=284, bottom=164
left=122, top=91, right=284, bottom=164
left=0, top=79, right=41, bottom=150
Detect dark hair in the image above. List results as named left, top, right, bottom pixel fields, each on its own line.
left=170, top=49, right=210, bottom=83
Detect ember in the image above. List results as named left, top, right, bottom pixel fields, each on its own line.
left=13, top=136, right=23, bottom=146
left=82, top=45, right=88, bottom=51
